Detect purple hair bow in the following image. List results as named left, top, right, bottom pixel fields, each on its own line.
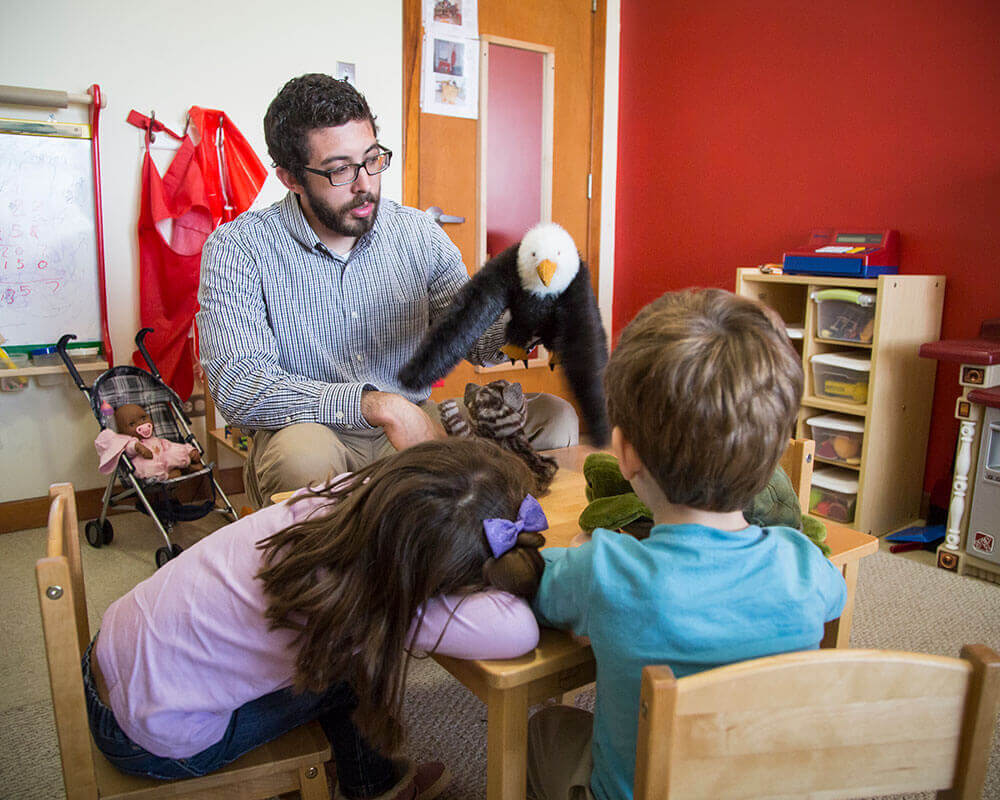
left=483, top=494, right=549, bottom=558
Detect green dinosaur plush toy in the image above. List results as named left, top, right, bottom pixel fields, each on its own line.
left=578, top=453, right=830, bottom=555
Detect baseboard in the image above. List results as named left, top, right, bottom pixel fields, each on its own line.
left=0, top=467, right=245, bottom=535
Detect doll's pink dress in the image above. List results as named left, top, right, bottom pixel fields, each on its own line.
left=95, top=430, right=194, bottom=481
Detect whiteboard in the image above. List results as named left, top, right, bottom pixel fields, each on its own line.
left=0, top=121, right=102, bottom=349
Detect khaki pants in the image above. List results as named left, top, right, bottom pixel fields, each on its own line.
left=244, top=392, right=578, bottom=508
left=526, top=705, right=595, bottom=800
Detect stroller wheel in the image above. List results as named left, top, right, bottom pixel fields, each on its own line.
left=101, top=519, right=114, bottom=545
left=85, top=520, right=104, bottom=549
left=154, top=543, right=184, bottom=568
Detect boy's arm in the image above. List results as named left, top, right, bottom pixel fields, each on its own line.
left=531, top=544, right=595, bottom=636
left=407, top=590, right=540, bottom=659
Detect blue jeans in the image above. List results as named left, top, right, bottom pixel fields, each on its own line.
left=82, top=637, right=397, bottom=797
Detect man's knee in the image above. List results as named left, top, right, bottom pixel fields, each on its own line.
left=524, top=393, right=579, bottom=449
left=256, top=423, right=349, bottom=498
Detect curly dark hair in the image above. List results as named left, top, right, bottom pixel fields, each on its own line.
left=264, top=73, right=379, bottom=179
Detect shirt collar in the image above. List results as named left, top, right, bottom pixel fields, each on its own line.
left=278, top=191, right=382, bottom=260
left=279, top=191, right=322, bottom=251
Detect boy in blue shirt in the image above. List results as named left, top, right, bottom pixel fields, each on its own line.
left=526, top=289, right=847, bottom=800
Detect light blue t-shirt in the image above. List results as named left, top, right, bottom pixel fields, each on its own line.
left=532, top=523, right=847, bottom=800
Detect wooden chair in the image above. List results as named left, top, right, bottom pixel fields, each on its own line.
left=635, top=645, right=1000, bottom=800
left=36, top=483, right=332, bottom=800
left=779, top=436, right=815, bottom=513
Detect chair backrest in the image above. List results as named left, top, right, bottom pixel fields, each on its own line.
left=779, top=437, right=815, bottom=513
left=36, top=483, right=100, bottom=799
left=634, top=645, right=1000, bottom=800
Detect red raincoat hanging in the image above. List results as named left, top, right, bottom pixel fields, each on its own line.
left=126, top=108, right=266, bottom=399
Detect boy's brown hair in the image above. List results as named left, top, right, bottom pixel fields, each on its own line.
left=604, top=288, right=802, bottom=512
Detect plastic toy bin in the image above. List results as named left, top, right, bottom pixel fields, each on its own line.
left=29, top=346, right=66, bottom=387
left=811, top=289, right=876, bottom=343
left=809, top=467, right=859, bottom=523
left=806, top=414, right=865, bottom=466
left=810, top=352, right=871, bottom=404
left=0, top=352, right=29, bottom=392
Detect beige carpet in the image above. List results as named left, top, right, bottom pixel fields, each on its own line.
left=2, top=506, right=998, bottom=799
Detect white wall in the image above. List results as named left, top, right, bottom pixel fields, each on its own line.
left=0, top=0, right=403, bottom=502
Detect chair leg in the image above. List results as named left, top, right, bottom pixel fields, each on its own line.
left=298, top=761, right=331, bottom=800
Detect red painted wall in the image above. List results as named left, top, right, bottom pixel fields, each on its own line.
left=614, top=0, right=1000, bottom=494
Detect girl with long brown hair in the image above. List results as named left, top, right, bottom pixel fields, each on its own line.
left=81, top=438, right=548, bottom=799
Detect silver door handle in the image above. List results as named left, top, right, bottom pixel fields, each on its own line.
left=425, top=206, right=465, bottom=225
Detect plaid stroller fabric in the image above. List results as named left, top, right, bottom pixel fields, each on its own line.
left=91, top=366, right=186, bottom=440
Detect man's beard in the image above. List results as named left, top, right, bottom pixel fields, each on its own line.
left=303, top=184, right=380, bottom=239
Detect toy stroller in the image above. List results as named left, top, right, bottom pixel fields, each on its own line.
left=58, top=328, right=238, bottom=567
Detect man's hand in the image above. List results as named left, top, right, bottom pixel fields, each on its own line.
left=361, top=391, right=446, bottom=451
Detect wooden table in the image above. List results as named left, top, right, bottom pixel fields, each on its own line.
left=431, top=446, right=878, bottom=800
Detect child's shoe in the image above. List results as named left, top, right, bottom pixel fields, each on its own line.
left=334, top=759, right=451, bottom=800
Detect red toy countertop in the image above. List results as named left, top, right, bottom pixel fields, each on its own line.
left=919, top=339, right=1000, bottom=364
left=968, top=385, right=1000, bottom=409
left=919, top=318, right=1000, bottom=365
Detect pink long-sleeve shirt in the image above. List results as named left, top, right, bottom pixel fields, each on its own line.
left=95, top=491, right=540, bottom=758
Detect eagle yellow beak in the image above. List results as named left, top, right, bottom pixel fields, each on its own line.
left=536, top=259, right=557, bottom=286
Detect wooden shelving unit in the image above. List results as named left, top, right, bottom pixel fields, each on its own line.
left=736, top=269, right=946, bottom=535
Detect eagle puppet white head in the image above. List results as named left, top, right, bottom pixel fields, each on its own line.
left=516, top=222, right=580, bottom=298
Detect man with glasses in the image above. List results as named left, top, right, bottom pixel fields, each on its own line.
left=197, top=73, right=578, bottom=514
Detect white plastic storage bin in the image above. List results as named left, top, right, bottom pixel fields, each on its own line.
left=810, top=352, right=871, bottom=404
left=69, top=345, right=100, bottom=364
left=29, top=346, right=66, bottom=387
left=811, top=288, right=876, bottom=343
left=809, top=467, right=859, bottom=523
left=0, top=352, right=29, bottom=392
left=806, top=414, right=865, bottom=466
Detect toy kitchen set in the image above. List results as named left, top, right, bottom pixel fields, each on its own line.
left=920, top=318, right=1000, bottom=582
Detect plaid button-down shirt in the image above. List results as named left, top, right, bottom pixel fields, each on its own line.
left=196, top=193, right=504, bottom=432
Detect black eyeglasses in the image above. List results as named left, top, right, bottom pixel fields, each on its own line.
left=301, top=148, right=392, bottom=186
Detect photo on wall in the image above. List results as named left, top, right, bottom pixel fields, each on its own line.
left=423, top=0, right=478, bottom=39
left=421, top=32, right=479, bottom=119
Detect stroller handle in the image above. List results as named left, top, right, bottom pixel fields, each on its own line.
left=134, top=327, right=163, bottom=382
left=57, top=334, right=88, bottom=391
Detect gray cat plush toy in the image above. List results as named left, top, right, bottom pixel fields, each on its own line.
left=439, top=380, right=559, bottom=492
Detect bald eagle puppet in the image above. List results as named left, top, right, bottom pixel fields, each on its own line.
left=398, top=222, right=610, bottom=446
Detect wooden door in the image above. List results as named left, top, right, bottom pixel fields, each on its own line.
left=404, top=0, right=607, bottom=430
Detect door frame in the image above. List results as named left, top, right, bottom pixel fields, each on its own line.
left=476, top=35, right=555, bottom=268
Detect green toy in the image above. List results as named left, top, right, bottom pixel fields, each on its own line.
left=578, top=453, right=830, bottom=556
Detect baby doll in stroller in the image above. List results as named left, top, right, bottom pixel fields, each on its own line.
left=98, top=404, right=203, bottom=481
